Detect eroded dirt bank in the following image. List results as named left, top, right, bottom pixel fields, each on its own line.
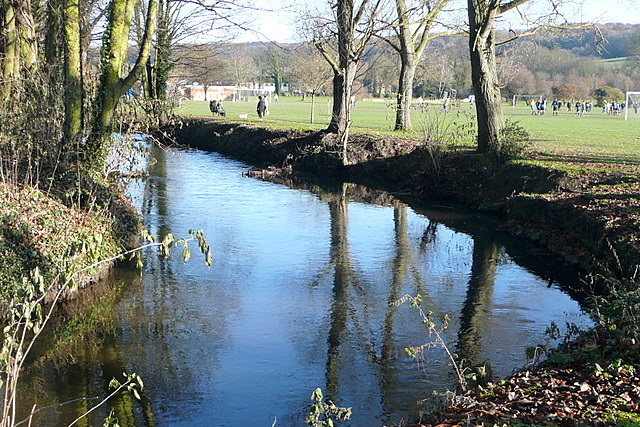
left=162, top=117, right=640, bottom=276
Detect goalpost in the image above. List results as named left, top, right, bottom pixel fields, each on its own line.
left=625, top=91, right=640, bottom=121
left=512, top=94, right=543, bottom=107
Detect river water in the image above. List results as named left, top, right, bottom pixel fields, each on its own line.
left=18, top=146, right=592, bottom=426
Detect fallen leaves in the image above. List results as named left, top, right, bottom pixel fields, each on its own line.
left=428, top=361, right=640, bottom=426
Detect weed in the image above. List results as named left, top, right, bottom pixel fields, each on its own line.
left=305, top=388, right=352, bottom=427
left=394, top=294, right=467, bottom=391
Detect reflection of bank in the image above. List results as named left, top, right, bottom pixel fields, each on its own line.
left=16, top=266, right=157, bottom=426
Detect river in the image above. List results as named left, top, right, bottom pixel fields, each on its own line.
left=18, top=145, right=592, bottom=426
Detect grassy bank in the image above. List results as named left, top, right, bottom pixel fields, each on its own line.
left=0, top=179, right=139, bottom=305
left=177, top=97, right=640, bottom=164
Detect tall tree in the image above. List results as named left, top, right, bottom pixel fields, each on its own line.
left=258, top=45, right=289, bottom=95
left=381, top=0, right=451, bottom=131
left=87, top=0, right=158, bottom=167
left=313, top=0, right=382, bottom=165
left=467, top=0, right=568, bottom=153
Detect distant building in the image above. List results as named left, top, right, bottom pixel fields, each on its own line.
left=178, top=82, right=289, bottom=102
left=180, top=85, right=236, bottom=101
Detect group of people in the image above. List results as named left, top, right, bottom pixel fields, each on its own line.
left=602, top=100, right=625, bottom=115
left=570, top=100, right=593, bottom=117
left=530, top=99, right=548, bottom=115
left=208, top=99, right=226, bottom=117
left=209, top=96, right=272, bottom=120
left=528, top=98, right=628, bottom=118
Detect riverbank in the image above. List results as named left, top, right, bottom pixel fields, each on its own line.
left=0, top=177, right=139, bottom=305
left=164, top=117, right=640, bottom=276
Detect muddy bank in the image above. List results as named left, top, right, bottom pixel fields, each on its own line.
left=163, top=117, right=640, bottom=275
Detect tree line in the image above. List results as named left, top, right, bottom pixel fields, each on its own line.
left=2, top=0, right=639, bottom=172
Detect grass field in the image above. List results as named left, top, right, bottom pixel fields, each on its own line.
left=176, top=96, right=640, bottom=164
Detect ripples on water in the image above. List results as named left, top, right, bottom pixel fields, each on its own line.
left=19, top=147, right=592, bottom=426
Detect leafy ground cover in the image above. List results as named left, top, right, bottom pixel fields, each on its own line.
left=0, top=180, right=136, bottom=302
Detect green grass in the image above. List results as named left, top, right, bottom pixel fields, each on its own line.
left=176, top=96, right=640, bottom=164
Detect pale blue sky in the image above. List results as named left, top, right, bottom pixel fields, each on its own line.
left=238, top=0, right=639, bottom=43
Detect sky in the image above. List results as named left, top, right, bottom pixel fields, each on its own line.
left=235, top=0, right=640, bottom=43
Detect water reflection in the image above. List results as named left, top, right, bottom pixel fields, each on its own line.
left=457, top=239, right=500, bottom=371
left=17, top=147, right=592, bottom=426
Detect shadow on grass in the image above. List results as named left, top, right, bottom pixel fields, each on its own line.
left=534, top=152, right=640, bottom=166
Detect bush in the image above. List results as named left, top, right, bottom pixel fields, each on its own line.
left=591, top=86, right=624, bottom=106
left=497, top=119, right=531, bottom=160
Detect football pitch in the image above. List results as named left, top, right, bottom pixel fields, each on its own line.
left=176, top=97, right=640, bottom=164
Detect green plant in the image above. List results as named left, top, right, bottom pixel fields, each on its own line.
left=395, top=294, right=467, bottom=391
left=497, top=119, right=531, bottom=160
left=305, top=388, right=352, bottom=427
left=587, top=266, right=640, bottom=359
left=0, top=229, right=211, bottom=426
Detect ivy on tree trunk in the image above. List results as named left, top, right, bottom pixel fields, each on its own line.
left=87, top=0, right=157, bottom=168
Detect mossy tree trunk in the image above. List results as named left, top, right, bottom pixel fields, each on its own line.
left=63, top=0, right=83, bottom=143
left=87, top=0, right=157, bottom=168
left=153, top=0, right=171, bottom=100
left=142, top=0, right=170, bottom=100
left=1, top=0, right=38, bottom=99
left=1, top=1, right=18, bottom=99
left=16, top=0, right=37, bottom=71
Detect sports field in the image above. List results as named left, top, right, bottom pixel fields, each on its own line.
left=177, top=96, right=640, bottom=164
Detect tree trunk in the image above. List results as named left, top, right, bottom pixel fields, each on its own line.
left=1, top=1, right=17, bottom=99
left=63, top=0, right=83, bottom=143
left=44, top=0, right=63, bottom=67
left=328, top=65, right=355, bottom=165
left=310, top=92, right=315, bottom=123
left=395, top=56, right=416, bottom=131
left=145, top=60, right=157, bottom=99
left=468, top=0, right=503, bottom=153
left=88, top=0, right=157, bottom=168
left=16, top=0, right=37, bottom=72
left=328, top=71, right=346, bottom=133
left=152, top=0, right=170, bottom=100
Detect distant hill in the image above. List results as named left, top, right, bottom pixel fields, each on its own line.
left=534, top=23, right=640, bottom=59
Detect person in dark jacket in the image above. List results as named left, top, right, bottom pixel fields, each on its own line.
left=257, top=96, right=267, bottom=119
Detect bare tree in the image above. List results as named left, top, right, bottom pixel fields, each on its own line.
left=289, top=43, right=333, bottom=123
left=310, top=0, right=384, bottom=165
left=380, top=0, right=454, bottom=131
